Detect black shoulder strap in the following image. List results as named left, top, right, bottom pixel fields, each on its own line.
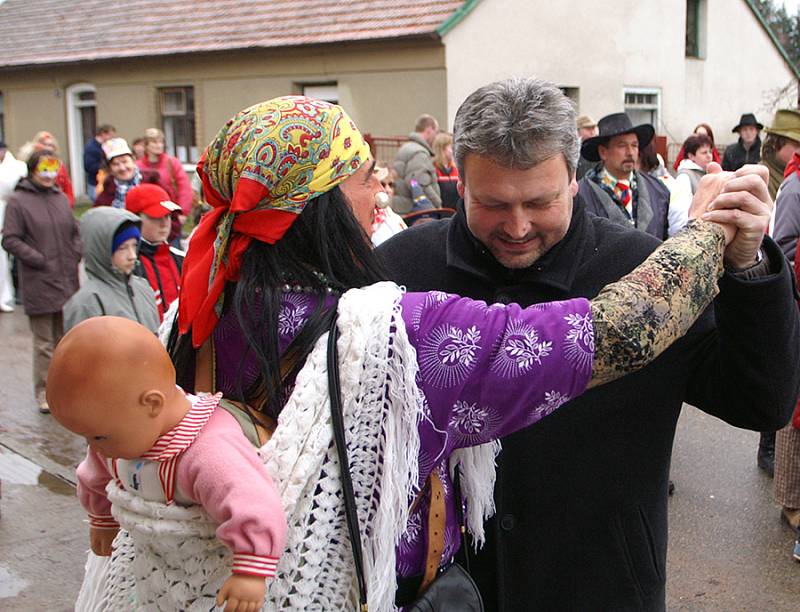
left=327, top=311, right=369, bottom=611
left=93, top=293, right=106, bottom=316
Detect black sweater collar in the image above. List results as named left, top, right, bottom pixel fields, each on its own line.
left=445, top=195, right=588, bottom=292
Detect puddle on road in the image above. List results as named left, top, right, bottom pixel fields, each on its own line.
left=0, top=446, right=73, bottom=495
left=0, top=564, right=28, bottom=598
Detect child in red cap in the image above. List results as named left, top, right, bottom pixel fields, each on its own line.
left=125, top=184, right=185, bottom=321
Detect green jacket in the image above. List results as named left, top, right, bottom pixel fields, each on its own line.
left=391, top=132, right=442, bottom=214
left=64, top=207, right=159, bottom=333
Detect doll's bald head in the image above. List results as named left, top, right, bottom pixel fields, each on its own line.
left=47, top=317, right=186, bottom=458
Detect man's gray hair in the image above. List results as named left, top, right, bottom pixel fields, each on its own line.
left=453, top=78, right=580, bottom=178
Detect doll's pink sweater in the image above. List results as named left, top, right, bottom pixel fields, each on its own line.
left=76, top=404, right=286, bottom=578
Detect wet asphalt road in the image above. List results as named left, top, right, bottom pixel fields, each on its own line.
left=0, top=307, right=797, bottom=610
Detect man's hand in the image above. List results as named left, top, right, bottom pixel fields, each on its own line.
left=89, top=527, right=118, bottom=556
left=215, top=574, right=266, bottom=612
left=701, top=164, right=772, bottom=269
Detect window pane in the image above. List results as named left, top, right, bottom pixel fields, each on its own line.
left=686, top=0, right=699, bottom=57
left=81, top=106, right=97, bottom=147
left=159, top=87, right=197, bottom=161
left=302, top=84, right=339, bottom=103
left=162, top=90, right=185, bottom=115
left=78, top=91, right=96, bottom=102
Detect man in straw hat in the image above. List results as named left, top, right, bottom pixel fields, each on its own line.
left=723, top=113, right=763, bottom=171
left=577, top=112, right=672, bottom=238
left=760, top=109, right=800, bottom=200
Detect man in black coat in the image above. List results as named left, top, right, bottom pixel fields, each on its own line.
left=377, top=78, right=800, bottom=612
left=722, top=113, right=763, bottom=171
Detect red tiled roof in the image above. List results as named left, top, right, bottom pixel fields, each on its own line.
left=0, top=0, right=466, bottom=68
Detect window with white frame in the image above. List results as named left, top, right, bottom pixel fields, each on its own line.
left=159, top=86, right=197, bottom=163
left=301, top=83, right=339, bottom=104
left=624, top=89, right=660, bottom=130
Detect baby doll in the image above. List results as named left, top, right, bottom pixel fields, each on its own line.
left=46, top=315, right=286, bottom=612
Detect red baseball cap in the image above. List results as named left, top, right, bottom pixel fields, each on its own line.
left=125, top=184, right=182, bottom=218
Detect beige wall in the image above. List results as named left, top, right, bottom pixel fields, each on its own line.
left=0, top=41, right=446, bottom=195
left=442, top=0, right=797, bottom=146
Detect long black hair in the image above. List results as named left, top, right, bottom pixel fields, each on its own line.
left=172, top=185, right=387, bottom=419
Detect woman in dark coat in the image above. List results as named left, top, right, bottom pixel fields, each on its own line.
left=1, top=149, right=81, bottom=412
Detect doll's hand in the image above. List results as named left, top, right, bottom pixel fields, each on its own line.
left=215, top=574, right=266, bottom=612
left=90, top=527, right=119, bottom=556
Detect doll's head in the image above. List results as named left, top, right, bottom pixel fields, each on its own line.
left=47, top=316, right=189, bottom=459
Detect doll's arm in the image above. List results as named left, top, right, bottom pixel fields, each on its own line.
left=177, top=410, right=286, bottom=578
left=76, top=448, right=120, bottom=555
left=215, top=574, right=266, bottom=612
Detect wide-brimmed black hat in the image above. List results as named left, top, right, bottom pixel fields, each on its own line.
left=732, top=113, right=763, bottom=133
left=581, top=113, right=655, bottom=162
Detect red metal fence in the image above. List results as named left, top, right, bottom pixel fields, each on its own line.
left=364, top=134, right=408, bottom=166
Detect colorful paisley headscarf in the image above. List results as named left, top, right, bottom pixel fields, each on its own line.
left=179, top=96, right=371, bottom=347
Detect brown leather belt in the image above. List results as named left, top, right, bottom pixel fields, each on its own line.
left=419, top=470, right=446, bottom=595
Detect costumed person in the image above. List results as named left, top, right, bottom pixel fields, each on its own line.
left=0, top=141, right=27, bottom=312
left=18, top=131, right=75, bottom=207
left=95, top=138, right=156, bottom=209
left=370, top=165, right=406, bottom=247
left=125, top=183, right=185, bottom=320
left=76, top=95, right=735, bottom=611
left=47, top=316, right=286, bottom=612
left=1, top=149, right=81, bottom=413
left=63, top=207, right=159, bottom=333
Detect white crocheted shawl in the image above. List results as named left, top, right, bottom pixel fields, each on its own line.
left=76, top=282, right=499, bottom=611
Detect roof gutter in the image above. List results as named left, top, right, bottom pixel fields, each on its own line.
left=743, top=0, right=800, bottom=79
left=437, top=0, right=483, bottom=37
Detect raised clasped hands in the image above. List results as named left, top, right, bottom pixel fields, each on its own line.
left=215, top=573, right=266, bottom=612
left=688, top=162, right=772, bottom=269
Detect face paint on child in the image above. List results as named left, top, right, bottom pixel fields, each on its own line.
left=34, top=157, right=60, bottom=180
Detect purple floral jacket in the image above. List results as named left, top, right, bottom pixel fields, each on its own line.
left=214, top=289, right=593, bottom=578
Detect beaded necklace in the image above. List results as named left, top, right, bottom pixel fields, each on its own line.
left=280, top=270, right=343, bottom=295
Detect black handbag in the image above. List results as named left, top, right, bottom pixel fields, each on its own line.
left=326, top=312, right=483, bottom=611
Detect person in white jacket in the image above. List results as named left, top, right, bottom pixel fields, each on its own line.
left=0, top=142, right=28, bottom=312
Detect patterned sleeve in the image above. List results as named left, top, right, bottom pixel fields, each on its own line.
left=589, top=219, right=725, bottom=387
left=400, top=291, right=593, bottom=461
left=400, top=220, right=725, bottom=465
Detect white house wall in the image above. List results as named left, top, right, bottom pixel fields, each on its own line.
left=442, top=0, right=797, bottom=146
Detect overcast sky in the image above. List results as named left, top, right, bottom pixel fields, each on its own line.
left=782, top=0, right=800, bottom=15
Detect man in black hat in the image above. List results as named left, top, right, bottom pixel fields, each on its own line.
left=722, top=113, right=763, bottom=171
left=377, top=78, right=800, bottom=611
left=577, top=112, right=672, bottom=239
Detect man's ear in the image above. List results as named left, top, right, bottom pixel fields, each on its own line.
left=457, top=179, right=465, bottom=198
left=140, top=390, right=166, bottom=418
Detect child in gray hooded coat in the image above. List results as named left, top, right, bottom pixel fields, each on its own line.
left=64, top=207, right=159, bottom=333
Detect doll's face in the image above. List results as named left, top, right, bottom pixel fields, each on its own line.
left=52, top=392, right=166, bottom=459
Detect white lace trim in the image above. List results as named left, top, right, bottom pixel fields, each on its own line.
left=75, top=281, right=499, bottom=611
